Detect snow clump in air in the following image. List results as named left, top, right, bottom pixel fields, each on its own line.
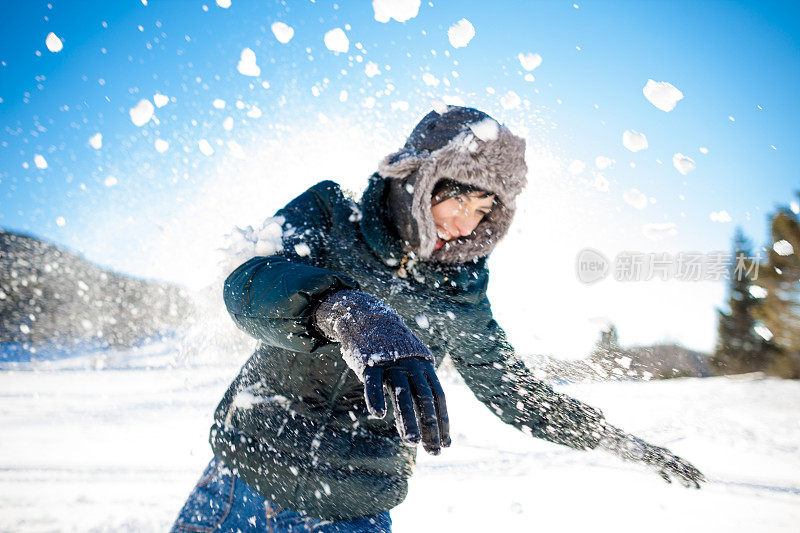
left=34, top=154, right=48, bottom=169
left=45, top=32, right=63, bottom=52
left=699, top=147, right=709, bottom=154
left=524, top=74, right=535, bottom=82
left=595, top=156, right=614, bottom=169
left=104, top=176, right=118, bottom=187
left=213, top=99, right=226, bottom=109
left=271, top=22, right=294, bottom=44
left=129, top=99, right=154, bottom=127
left=324, top=28, right=349, bottom=53
left=216, top=0, right=231, bottom=8
left=246, top=106, right=262, bottom=118
left=673, top=153, right=696, bottom=175
left=56, top=216, right=66, bottom=227
left=154, top=139, right=169, bottom=152
left=567, top=160, right=585, bottom=175
left=791, top=201, right=799, bottom=215
left=365, top=61, right=381, bottom=77
left=89, top=133, right=102, bottom=150
left=391, top=100, right=409, bottom=111
left=448, top=19, right=475, bottom=48
left=223, top=117, right=234, bottom=131
left=500, top=90, right=521, bottom=109
left=237, top=48, right=261, bottom=76
left=709, top=210, right=732, bottom=223
left=468, top=118, right=499, bottom=141
left=198, top=139, right=214, bottom=156
left=643, top=79, right=683, bottom=112
left=218, top=216, right=286, bottom=275
left=774, top=239, right=794, bottom=256
left=518, top=52, right=542, bottom=71
left=642, top=222, right=678, bottom=241
left=422, top=73, right=440, bottom=87
left=431, top=99, right=449, bottom=114
left=373, top=0, right=421, bottom=23
left=153, top=93, right=169, bottom=108
left=622, top=130, right=648, bottom=152
left=227, top=141, right=245, bottom=159
left=623, top=189, right=648, bottom=210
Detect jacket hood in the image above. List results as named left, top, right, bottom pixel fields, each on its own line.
left=377, top=106, right=528, bottom=264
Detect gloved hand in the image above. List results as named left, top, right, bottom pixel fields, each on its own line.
left=313, top=289, right=450, bottom=455
left=598, top=425, right=706, bottom=489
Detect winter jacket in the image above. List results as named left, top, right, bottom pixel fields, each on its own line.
left=211, top=176, right=607, bottom=520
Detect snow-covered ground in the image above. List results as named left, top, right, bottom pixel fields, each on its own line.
left=1, top=340, right=798, bottom=532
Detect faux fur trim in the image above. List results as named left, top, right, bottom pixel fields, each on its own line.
left=378, top=124, right=527, bottom=263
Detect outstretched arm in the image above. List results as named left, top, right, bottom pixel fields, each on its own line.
left=452, top=301, right=705, bottom=487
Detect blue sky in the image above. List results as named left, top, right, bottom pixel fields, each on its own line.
left=1, top=0, right=798, bottom=356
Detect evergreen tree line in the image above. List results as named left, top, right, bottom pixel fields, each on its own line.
left=711, top=192, right=800, bottom=378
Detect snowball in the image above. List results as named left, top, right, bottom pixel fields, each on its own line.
left=34, top=154, right=48, bottom=169
left=56, top=216, right=66, bottom=227
left=237, top=48, right=261, bottom=77
left=129, top=99, right=154, bottom=127
left=642, top=222, right=678, bottom=241
left=373, top=0, right=421, bottom=23
left=153, top=93, right=169, bottom=108
left=154, top=139, right=169, bottom=152
left=749, top=285, right=767, bottom=298
left=673, top=153, right=696, bottom=175
left=212, top=98, right=226, bottom=109
left=89, top=133, right=102, bottom=150
left=365, top=61, right=380, bottom=77
left=595, top=155, right=614, bottom=169
left=500, top=90, right=521, bottom=110
left=567, top=160, right=585, bottom=175
left=104, top=175, right=118, bottom=187
left=774, top=239, right=794, bottom=256
left=45, top=32, right=63, bottom=53
left=324, top=28, right=349, bottom=54
left=246, top=105, right=262, bottom=118
left=468, top=118, right=499, bottom=141
left=216, top=0, right=231, bottom=7
left=422, top=72, right=440, bottom=87
left=622, top=130, right=648, bottom=152
left=431, top=99, right=449, bottom=114
left=518, top=52, right=542, bottom=71
left=709, top=210, right=731, bottom=223
left=623, top=189, right=648, bottom=210
left=198, top=139, right=214, bottom=156
left=447, top=18, right=475, bottom=48
left=391, top=100, right=409, bottom=111
left=642, top=79, right=683, bottom=112
left=271, top=22, right=294, bottom=44
left=699, top=146, right=709, bottom=154
left=223, top=117, right=234, bottom=131
left=754, top=325, right=773, bottom=341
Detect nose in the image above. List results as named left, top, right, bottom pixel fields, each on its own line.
left=453, top=215, right=477, bottom=237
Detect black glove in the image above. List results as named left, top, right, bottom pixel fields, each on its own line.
left=599, top=425, right=706, bottom=489
left=364, top=356, right=450, bottom=454
left=313, top=289, right=450, bottom=455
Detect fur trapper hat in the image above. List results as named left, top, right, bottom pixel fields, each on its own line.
left=379, top=106, right=527, bottom=263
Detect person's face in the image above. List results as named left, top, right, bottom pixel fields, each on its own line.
left=430, top=192, right=495, bottom=250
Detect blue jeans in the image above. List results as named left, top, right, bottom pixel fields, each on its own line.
left=171, top=457, right=392, bottom=532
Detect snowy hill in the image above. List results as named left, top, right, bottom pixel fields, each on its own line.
left=0, top=229, right=192, bottom=350
left=0, top=339, right=798, bottom=532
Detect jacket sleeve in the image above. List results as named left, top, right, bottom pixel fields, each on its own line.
left=222, top=181, right=360, bottom=353
left=450, top=297, right=607, bottom=450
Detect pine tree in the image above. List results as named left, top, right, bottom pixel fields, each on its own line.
left=711, top=227, right=768, bottom=375
left=751, top=193, right=800, bottom=378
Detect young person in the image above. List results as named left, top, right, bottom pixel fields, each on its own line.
left=171, top=106, right=704, bottom=533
